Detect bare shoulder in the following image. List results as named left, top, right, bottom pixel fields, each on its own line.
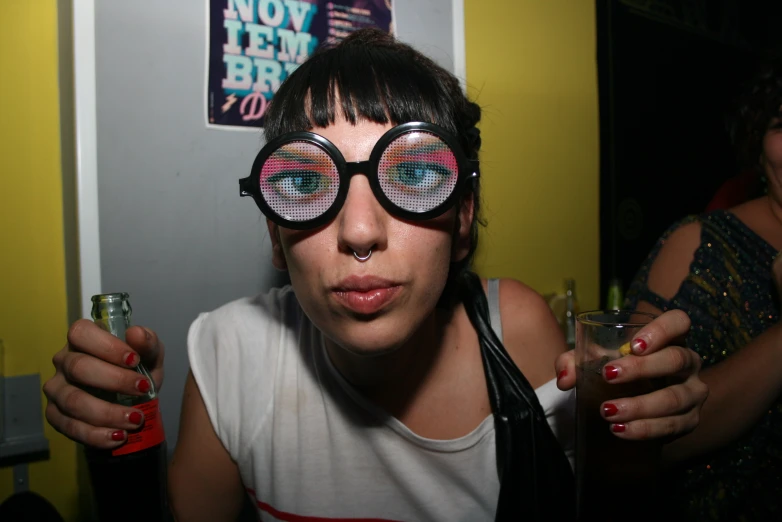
left=646, top=221, right=702, bottom=301
left=491, top=278, right=555, bottom=322
left=485, top=277, right=566, bottom=388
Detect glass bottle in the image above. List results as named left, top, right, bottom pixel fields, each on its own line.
left=564, top=279, right=579, bottom=350
left=85, top=292, right=168, bottom=521
left=606, top=277, right=624, bottom=310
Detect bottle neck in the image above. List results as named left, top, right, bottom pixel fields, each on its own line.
left=565, top=280, right=576, bottom=299
left=91, top=293, right=132, bottom=339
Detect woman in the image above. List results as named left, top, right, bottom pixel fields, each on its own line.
left=44, top=29, right=706, bottom=521
left=626, top=58, right=782, bottom=520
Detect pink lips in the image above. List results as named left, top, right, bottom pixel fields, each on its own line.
left=332, top=276, right=402, bottom=315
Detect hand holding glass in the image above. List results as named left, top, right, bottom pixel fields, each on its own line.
left=575, top=310, right=663, bottom=519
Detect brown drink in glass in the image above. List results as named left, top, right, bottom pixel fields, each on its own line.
left=575, top=310, right=663, bottom=521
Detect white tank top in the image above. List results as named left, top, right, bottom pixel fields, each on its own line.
left=187, top=284, right=575, bottom=521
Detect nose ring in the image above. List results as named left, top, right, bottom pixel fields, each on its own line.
left=353, top=249, right=372, bottom=262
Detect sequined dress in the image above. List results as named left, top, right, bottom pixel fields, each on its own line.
left=626, top=209, right=781, bottom=521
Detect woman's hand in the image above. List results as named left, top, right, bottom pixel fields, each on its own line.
left=42, top=320, right=165, bottom=449
left=555, top=309, right=708, bottom=441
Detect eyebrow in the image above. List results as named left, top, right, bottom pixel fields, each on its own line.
left=395, top=136, right=449, bottom=157
left=274, top=148, right=321, bottom=164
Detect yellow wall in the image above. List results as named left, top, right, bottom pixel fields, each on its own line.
left=466, top=0, right=600, bottom=311
left=0, top=2, right=80, bottom=519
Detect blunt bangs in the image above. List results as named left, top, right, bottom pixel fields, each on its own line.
left=263, top=35, right=461, bottom=142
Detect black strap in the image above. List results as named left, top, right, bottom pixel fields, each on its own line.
left=460, top=271, right=575, bottom=521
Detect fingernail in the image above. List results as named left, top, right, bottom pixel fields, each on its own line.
left=128, top=411, right=143, bottom=425
left=611, top=423, right=626, bottom=433
left=137, top=379, right=151, bottom=393
left=111, top=430, right=126, bottom=441
left=558, top=369, right=568, bottom=380
left=603, top=403, right=618, bottom=417
left=144, top=327, right=152, bottom=341
left=124, top=353, right=138, bottom=367
left=632, top=338, right=648, bottom=354
left=604, top=365, right=619, bottom=381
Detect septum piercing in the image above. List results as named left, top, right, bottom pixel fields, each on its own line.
left=353, top=249, right=372, bottom=262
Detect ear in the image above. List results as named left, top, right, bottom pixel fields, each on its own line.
left=451, top=192, right=475, bottom=263
left=267, top=220, right=288, bottom=271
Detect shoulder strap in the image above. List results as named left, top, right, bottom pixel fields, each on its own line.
left=487, top=278, right=504, bottom=343
left=459, top=271, right=575, bottom=521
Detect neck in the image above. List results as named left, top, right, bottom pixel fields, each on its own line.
left=324, top=306, right=457, bottom=411
left=768, top=194, right=782, bottom=230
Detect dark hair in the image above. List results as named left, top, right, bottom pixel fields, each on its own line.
left=729, top=56, right=782, bottom=176
left=263, top=28, right=484, bottom=304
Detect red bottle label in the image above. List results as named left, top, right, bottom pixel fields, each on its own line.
left=112, top=398, right=166, bottom=457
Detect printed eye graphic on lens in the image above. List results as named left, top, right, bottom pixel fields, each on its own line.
left=266, top=170, right=332, bottom=200
left=378, top=132, right=458, bottom=213
left=259, top=142, right=340, bottom=222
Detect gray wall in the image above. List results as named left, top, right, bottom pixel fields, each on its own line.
left=95, top=0, right=459, bottom=452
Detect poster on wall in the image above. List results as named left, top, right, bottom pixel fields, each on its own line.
left=206, top=0, right=394, bottom=130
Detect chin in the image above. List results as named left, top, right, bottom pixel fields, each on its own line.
left=337, top=342, right=402, bottom=358
left=323, top=317, right=414, bottom=357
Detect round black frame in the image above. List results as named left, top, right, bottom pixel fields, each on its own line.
left=239, top=121, right=480, bottom=230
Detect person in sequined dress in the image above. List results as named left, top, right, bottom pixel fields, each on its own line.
left=626, top=58, right=782, bottom=521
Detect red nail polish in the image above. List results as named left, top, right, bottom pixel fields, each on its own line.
left=137, top=379, right=151, bottom=393
left=111, top=430, right=125, bottom=441
left=558, top=369, right=568, bottom=380
left=604, top=365, right=619, bottom=380
left=124, top=353, right=136, bottom=366
left=603, top=403, right=618, bottom=417
left=128, top=412, right=143, bottom=425
left=632, top=338, right=648, bottom=353
left=611, top=423, right=626, bottom=433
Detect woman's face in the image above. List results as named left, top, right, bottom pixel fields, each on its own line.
left=267, top=114, right=474, bottom=355
left=763, top=109, right=782, bottom=203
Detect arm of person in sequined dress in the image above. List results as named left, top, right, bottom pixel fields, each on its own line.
left=634, top=221, right=782, bottom=463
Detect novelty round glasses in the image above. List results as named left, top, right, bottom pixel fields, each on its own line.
left=239, top=122, right=480, bottom=230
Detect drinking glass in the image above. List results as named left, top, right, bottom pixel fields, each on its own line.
left=575, top=310, right=662, bottom=519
